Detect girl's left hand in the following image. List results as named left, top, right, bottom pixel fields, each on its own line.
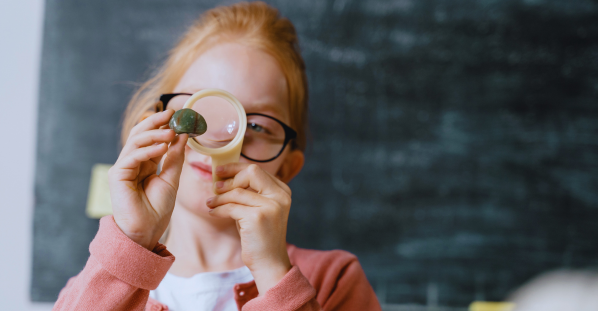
left=206, top=163, right=293, bottom=295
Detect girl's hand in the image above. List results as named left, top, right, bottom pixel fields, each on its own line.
left=206, top=163, right=293, bottom=294
left=108, top=109, right=187, bottom=250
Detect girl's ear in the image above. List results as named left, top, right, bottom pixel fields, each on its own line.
left=276, top=149, right=304, bottom=183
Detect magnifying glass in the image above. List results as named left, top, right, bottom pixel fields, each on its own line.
left=181, top=89, right=247, bottom=183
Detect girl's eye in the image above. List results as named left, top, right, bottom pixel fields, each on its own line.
left=249, top=122, right=264, bottom=132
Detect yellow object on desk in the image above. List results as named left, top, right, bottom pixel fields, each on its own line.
left=469, top=302, right=515, bottom=311
left=86, top=163, right=113, bottom=218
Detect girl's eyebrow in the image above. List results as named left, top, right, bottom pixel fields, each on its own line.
left=244, top=101, right=288, bottom=120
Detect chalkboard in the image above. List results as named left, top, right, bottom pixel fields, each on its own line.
left=32, top=0, right=598, bottom=307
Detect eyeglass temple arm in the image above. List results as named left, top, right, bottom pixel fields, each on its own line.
left=157, top=93, right=194, bottom=112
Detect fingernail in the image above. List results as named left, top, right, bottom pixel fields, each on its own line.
left=206, top=197, right=214, bottom=204
left=215, top=181, right=224, bottom=189
left=216, top=166, right=224, bottom=173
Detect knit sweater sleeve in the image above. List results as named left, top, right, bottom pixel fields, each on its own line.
left=52, top=215, right=175, bottom=311
left=242, top=253, right=382, bottom=311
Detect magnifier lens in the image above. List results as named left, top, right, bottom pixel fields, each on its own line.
left=190, top=96, right=239, bottom=148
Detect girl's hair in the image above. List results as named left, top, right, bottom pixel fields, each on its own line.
left=121, top=1, right=308, bottom=151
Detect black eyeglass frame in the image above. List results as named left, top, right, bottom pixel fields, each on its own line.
left=158, top=93, right=297, bottom=163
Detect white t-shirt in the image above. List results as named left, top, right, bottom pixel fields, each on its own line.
left=149, top=266, right=254, bottom=311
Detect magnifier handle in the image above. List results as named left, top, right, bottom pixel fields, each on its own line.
left=210, top=137, right=244, bottom=184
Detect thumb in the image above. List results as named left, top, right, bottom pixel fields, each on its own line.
left=159, top=134, right=187, bottom=189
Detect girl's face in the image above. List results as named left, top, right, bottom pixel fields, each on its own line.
left=167, top=42, right=303, bottom=218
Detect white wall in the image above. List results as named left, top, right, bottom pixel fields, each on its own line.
left=0, top=0, right=53, bottom=309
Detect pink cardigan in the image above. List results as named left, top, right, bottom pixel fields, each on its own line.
left=52, top=216, right=382, bottom=310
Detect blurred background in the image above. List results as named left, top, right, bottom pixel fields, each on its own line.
left=1, top=0, right=597, bottom=310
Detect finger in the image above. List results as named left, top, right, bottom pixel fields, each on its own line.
left=215, top=163, right=290, bottom=194
left=218, top=164, right=274, bottom=195
left=147, top=132, right=179, bottom=166
left=121, top=129, right=176, bottom=157
left=215, top=164, right=291, bottom=197
left=208, top=203, right=250, bottom=220
left=128, top=109, right=174, bottom=138
left=137, top=159, right=160, bottom=182
left=213, top=162, right=251, bottom=179
left=112, top=143, right=168, bottom=179
left=207, top=188, right=265, bottom=209
left=158, top=134, right=188, bottom=189
left=214, top=170, right=290, bottom=197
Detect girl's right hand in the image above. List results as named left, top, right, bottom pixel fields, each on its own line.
left=108, top=109, right=187, bottom=250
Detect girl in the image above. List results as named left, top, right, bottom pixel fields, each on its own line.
left=53, top=2, right=381, bottom=310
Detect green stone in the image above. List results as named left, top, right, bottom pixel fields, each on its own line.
left=169, top=108, right=207, bottom=137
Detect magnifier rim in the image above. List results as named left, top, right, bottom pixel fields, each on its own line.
left=182, top=89, right=247, bottom=155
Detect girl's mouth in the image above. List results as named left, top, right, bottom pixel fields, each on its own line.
left=189, top=161, right=212, bottom=180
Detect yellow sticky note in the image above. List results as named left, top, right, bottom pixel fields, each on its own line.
left=86, top=163, right=113, bottom=218
left=469, top=302, right=515, bottom=311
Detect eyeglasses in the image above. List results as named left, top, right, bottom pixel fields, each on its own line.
left=157, top=93, right=297, bottom=163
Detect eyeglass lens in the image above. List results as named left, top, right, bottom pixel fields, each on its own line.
left=244, top=114, right=287, bottom=161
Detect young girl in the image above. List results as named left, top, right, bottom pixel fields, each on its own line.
left=53, top=2, right=381, bottom=310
